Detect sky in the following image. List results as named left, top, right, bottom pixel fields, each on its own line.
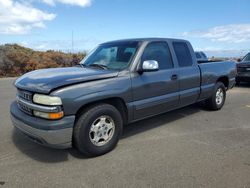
left=0, top=0, right=250, bottom=57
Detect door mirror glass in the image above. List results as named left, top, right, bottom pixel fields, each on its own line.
left=142, top=60, right=159, bottom=72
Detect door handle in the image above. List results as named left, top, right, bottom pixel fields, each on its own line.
left=171, top=74, right=178, bottom=80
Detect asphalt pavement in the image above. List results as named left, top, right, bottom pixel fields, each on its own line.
left=0, top=78, right=250, bottom=188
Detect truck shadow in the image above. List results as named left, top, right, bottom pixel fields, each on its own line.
left=12, top=104, right=203, bottom=162
left=12, top=129, right=71, bottom=162
left=122, top=104, right=201, bottom=139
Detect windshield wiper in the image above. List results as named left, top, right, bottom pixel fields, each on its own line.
left=75, top=64, right=85, bottom=68
left=78, top=64, right=87, bottom=68
left=88, top=63, right=108, bottom=70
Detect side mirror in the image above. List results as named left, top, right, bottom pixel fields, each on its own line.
left=139, top=60, right=159, bottom=73
left=237, top=58, right=241, bottom=62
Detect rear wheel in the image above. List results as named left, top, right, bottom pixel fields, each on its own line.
left=205, top=82, right=226, bottom=110
left=73, top=104, right=123, bottom=157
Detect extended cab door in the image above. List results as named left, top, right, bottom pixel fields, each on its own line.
left=131, top=41, right=179, bottom=120
left=172, top=42, right=201, bottom=107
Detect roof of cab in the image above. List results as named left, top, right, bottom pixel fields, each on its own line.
left=101, top=38, right=189, bottom=45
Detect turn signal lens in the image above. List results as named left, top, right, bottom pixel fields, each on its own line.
left=33, top=110, right=64, bottom=120
left=48, top=111, right=64, bottom=120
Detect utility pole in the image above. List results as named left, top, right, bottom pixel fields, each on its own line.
left=71, top=30, right=74, bottom=53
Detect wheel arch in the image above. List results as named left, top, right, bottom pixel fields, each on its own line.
left=217, top=76, right=229, bottom=89
left=75, top=97, right=129, bottom=125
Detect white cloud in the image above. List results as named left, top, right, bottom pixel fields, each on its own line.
left=41, top=0, right=92, bottom=7
left=0, top=0, right=56, bottom=34
left=183, top=24, right=250, bottom=43
left=41, top=0, right=55, bottom=6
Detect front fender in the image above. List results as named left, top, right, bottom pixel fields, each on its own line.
left=51, top=75, right=132, bottom=116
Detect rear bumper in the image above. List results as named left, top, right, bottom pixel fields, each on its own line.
left=10, top=102, right=75, bottom=149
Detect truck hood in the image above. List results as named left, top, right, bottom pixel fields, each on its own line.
left=15, top=67, right=119, bottom=94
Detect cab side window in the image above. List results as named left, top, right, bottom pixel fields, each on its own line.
left=142, top=42, right=173, bottom=70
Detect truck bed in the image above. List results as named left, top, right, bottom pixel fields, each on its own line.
left=198, top=61, right=236, bottom=100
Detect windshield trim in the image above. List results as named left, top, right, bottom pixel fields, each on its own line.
left=242, top=53, right=250, bottom=62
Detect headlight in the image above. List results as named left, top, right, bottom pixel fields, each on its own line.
left=33, top=94, right=62, bottom=106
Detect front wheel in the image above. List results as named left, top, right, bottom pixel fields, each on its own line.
left=205, top=82, right=226, bottom=110
left=73, top=104, right=123, bottom=157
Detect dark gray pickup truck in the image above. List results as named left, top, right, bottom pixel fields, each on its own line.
left=10, top=38, right=236, bottom=156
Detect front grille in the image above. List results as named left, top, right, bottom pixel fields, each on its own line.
left=17, top=89, right=32, bottom=101
left=16, top=89, right=33, bottom=115
left=17, top=101, right=33, bottom=115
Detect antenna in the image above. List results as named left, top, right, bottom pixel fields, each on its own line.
left=71, top=30, right=74, bottom=53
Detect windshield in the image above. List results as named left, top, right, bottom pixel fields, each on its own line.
left=242, top=53, right=250, bottom=62
left=201, top=52, right=208, bottom=59
left=80, top=41, right=140, bottom=70
left=195, top=52, right=202, bottom=59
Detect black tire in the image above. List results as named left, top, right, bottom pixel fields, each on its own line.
left=205, top=82, right=226, bottom=111
left=73, top=104, right=123, bottom=157
left=235, top=80, right=240, bottom=85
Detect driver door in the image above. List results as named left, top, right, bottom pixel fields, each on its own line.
left=131, top=41, right=179, bottom=120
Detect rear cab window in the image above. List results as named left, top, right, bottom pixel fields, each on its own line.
left=173, top=42, right=193, bottom=67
